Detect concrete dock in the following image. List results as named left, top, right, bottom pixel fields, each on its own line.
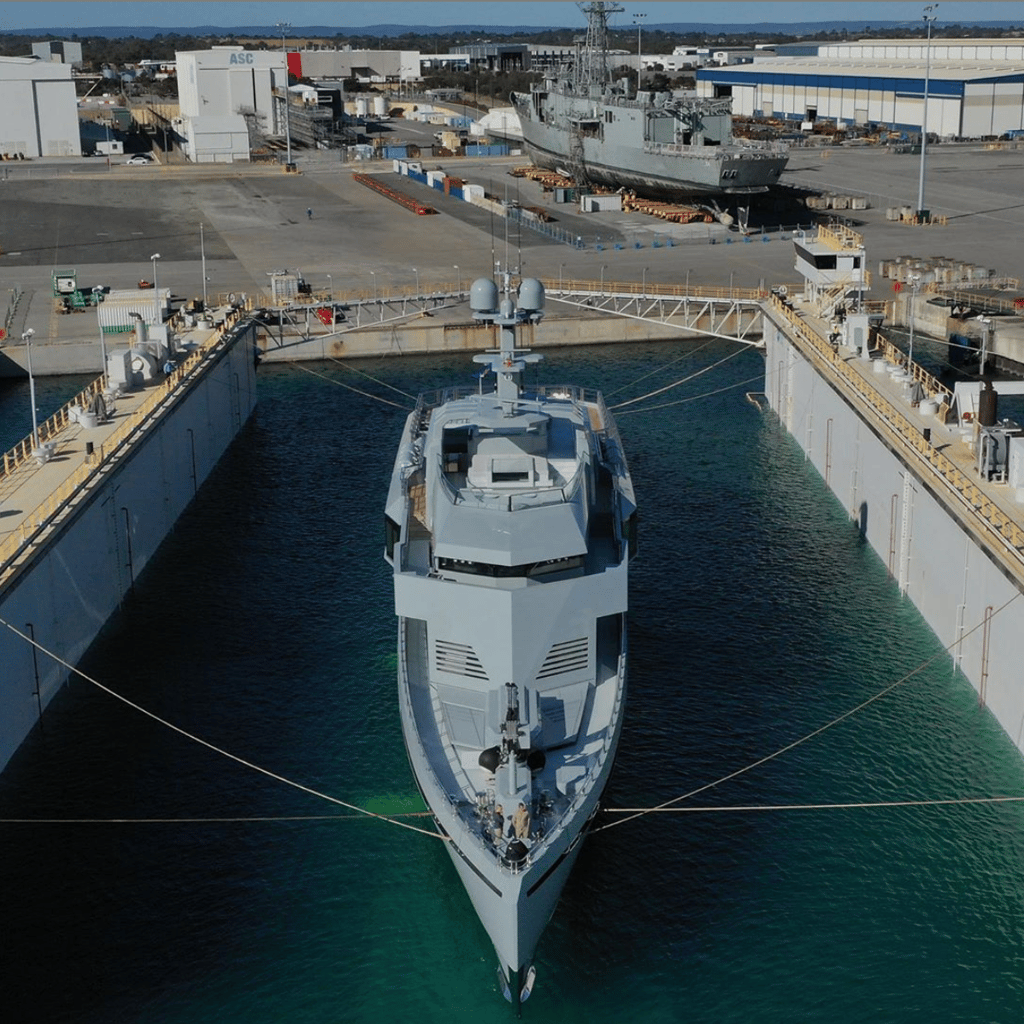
left=1, top=138, right=1022, bottom=376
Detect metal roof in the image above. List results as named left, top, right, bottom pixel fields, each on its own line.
left=701, top=57, right=1024, bottom=84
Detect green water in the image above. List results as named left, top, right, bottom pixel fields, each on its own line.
left=1, top=343, right=1023, bottom=1022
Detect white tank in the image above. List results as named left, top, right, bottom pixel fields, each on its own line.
left=356, top=98, right=369, bottom=117
left=374, top=96, right=386, bottom=118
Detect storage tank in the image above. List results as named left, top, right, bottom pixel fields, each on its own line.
left=374, top=95, right=386, bottom=118
left=356, top=98, right=369, bottom=117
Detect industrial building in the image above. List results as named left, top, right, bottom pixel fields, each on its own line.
left=175, top=47, right=293, bottom=162
left=0, top=56, right=81, bottom=158
left=31, top=40, right=83, bottom=65
left=288, top=49, right=419, bottom=84
left=697, top=39, right=1024, bottom=138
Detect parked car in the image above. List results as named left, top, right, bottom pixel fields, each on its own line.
left=125, top=154, right=153, bottom=165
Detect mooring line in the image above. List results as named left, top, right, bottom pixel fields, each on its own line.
left=608, top=345, right=749, bottom=410
left=323, top=355, right=418, bottom=401
left=0, top=617, right=447, bottom=842
left=602, top=796, right=1024, bottom=814
left=603, top=338, right=719, bottom=398
left=593, top=589, right=1023, bottom=833
left=288, top=361, right=410, bottom=410
left=0, top=813, right=434, bottom=824
left=615, top=373, right=766, bottom=415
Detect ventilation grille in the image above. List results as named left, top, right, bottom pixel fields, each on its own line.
left=537, top=637, right=589, bottom=679
left=435, top=640, right=488, bottom=680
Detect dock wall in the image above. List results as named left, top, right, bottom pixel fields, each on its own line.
left=0, top=323, right=259, bottom=772
left=255, top=309, right=762, bottom=363
left=763, top=315, right=1024, bottom=753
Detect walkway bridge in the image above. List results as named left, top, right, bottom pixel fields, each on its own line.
left=261, top=278, right=778, bottom=353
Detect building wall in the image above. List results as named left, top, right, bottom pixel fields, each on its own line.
left=0, top=324, right=259, bottom=774
left=176, top=49, right=285, bottom=133
left=764, top=315, right=1024, bottom=757
left=705, top=64, right=1024, bottom=135
left=185, top=115, right=251, bottom=163
left=0, top=57, right=81, bottom=157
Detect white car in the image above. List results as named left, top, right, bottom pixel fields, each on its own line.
left=125, top=155, right=154, bottom=165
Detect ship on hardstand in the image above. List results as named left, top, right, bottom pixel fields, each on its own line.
left=384, top=275, right=636, bottom=1004
left=512, top=1, right=788, bottom=201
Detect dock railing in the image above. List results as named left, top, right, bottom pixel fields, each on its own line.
left=767, top=295, right=1024, bottom=565
left=0, top=311, right=246, bottom=580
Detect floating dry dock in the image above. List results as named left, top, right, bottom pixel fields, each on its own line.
left=0, top=312, right=258, bottom=772
left=764, top=226, right=1024, bottom=753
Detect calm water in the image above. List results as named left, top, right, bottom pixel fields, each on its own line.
left=2, top=342, right=1024, bottom=1024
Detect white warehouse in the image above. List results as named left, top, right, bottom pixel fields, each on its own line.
left=175, top=47, right=289, bottom=162
left=0, top=56, right=81, bottom=157
left=697, top=39, right=1024, bottom=138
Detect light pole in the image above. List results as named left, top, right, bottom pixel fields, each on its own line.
left=453, top=265, right=460, bottom=294
left=92, top=288, right=107, bottom=372
left=370, top=270, right=377, bottom=301
left=633, top=12, right=647, bottom=94
left=916, top=4, right=938, bottom=221
left=327, top=274, right=333, bottom=300
left=559, top=263, right=565, bottom=291
left=200, top=222, right=208, bottom=308
left=978, top=316, right=992, bottom=377
left=150, top=253, right=168, bottom=354
left=642, top=266, right=648, bottom=294
left=600, top=264, right=606, bottom=295
left=413, top=267, right=420, bottom=294
left=906, top=273, right=921, bottom=373
left=21, top=329, right=39, bottom=450
left=277, top=21, right=293, bottom=167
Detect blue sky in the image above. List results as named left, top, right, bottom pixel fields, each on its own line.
left=5, top=2, right=1024, bottom=31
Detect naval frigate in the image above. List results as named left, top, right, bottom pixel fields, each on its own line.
left=512, top=1, right=788, bottom=201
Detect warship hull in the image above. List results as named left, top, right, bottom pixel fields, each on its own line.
left=517, top=116, right=788, bottom=198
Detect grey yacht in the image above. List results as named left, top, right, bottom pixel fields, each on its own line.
left=384, top=276, right=636, bottom=1003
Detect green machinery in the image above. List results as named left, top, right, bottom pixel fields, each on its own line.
left=52, top=269, right=106, bottom=312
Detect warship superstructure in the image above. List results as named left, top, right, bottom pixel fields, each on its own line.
left=384, top=275, right=635, bottom=1003
left=512, top=1, right=788, bottom=200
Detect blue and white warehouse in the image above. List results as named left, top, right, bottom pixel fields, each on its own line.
left=697, top=40, right=1024, bottom=138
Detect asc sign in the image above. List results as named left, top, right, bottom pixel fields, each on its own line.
left=229, top=52, right=255, bottom=65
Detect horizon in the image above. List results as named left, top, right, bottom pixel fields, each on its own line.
left=5, top=1, right=1024, bottom=32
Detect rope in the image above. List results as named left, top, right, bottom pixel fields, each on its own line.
left=287, top=361, right=410, bottom=410
left=0, top=617, right=447, bottom=842
left=593, top=588, right=1022, bottom=833
left=324, top=355, right=417, bottom=401
left=608, top=345, right=749, bottom=410
left=602, top=796, right=1024, bottom=814
left=603, top=339, right=719, bottom=398
left=615, top=373, right=766, bottom=416
left=0, top=813, right=434, bottom=824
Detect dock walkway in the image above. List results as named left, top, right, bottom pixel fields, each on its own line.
left=0, top=321, right=230, bottom=589
left=768, top=295, right=1024, bottom=588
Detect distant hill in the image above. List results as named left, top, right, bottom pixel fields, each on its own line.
left=4, top=20, right=1023, bottom=40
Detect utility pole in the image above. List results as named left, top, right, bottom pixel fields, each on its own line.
left=915, top=4, right=938, bottom=221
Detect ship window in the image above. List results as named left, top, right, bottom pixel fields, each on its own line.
left=436, top=555, right=584, bottom=579
left=625, top=512, right=638, bottom=559
left=384, top=515, right=400, bottom=560
left=605, top=110, right=613, bottom=124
